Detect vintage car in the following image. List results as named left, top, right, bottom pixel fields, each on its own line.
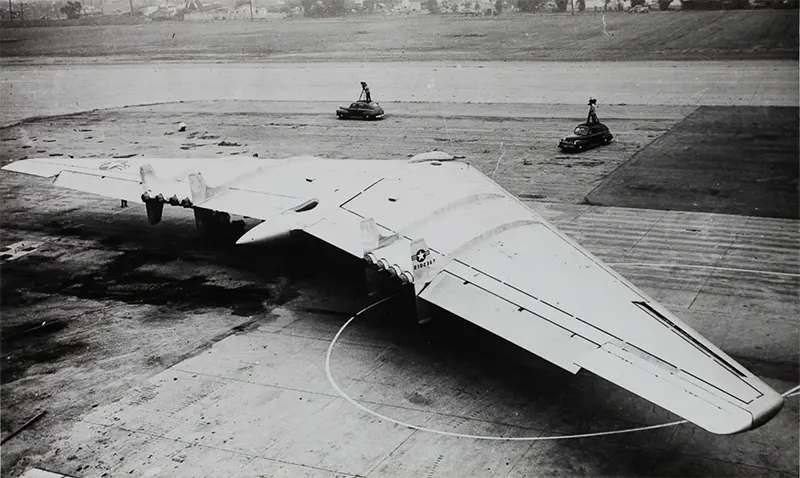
left=336, top=101, right=385, bottom=120
left=558, top=122, right=614, bottom=152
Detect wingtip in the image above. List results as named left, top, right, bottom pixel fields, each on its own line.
left=1, top=158, right=63, bottom=178
left=747, top=390, right=785, bottom=433
left=699, top=387, right=785, bottom=435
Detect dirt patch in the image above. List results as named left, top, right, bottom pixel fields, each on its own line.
left=404, top=391, right=436, bottom=406
left=1, top=320, right=86, bottom=385
left=0, top=199, right=340, bottom=476
left=585, top=106, right=800, bottom=219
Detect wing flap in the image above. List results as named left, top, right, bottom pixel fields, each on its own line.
left=199, top=189, right=301, bottom=221
left=575, top=343, right=784, bottom=434
left=53, top=170, right=145, bottom=203
left=444, top=258, right=609, bottom=346
left=421, top=271, right=598, bottom=373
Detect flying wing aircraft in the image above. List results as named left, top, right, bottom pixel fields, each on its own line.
left=1, top=153, right=785, bottom=435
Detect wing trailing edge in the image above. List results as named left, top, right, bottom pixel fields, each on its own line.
left=575, top=343, right=785, bottom=435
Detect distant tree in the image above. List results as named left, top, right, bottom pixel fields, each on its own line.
left=603, top=0, right=610, bottom=9
left=577, top=0, right=584, bottom=9
left=495, top=0, right=503, bottom=11
left=300, top=0, right=345, bottom=16
left=426, top=0, right=440, bottom=12
left=554, top=0, right=567, bottom=9
left=516, top=0, right=546, bottom=11
left=59, top=0, right=82, bottom=18
left=328, top=0, right=345, bottom=14
left=312, top=0, right=326, bottom=15
left=630, top=0, right=645, bottom=5
left=658, top=0, right=672, bottom=8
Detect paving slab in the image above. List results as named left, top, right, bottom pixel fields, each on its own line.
left=369, top=415, right=537, bottom=477
left=261, top=398, right=433, bottom=476
left=507, top=437, right=666, bottom=477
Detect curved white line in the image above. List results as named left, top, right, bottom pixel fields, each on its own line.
left=325, top=296, right=799, bottom=440
left=782, top=385, right=800, bottom=397
left=607, top=263, right=800, bottom=278
left=324, top=295, right=687, bottom=441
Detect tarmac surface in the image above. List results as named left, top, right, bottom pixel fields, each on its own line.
left=1, top=60, right=798, bottom=126
left=1, top=61, right=798, bottom=478
left=586, top=105, right=800, bottom=219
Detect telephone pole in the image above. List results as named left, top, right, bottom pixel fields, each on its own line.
left=249, top=0, right=253, bottom=20
left=8, top=0, right=12, bottom=21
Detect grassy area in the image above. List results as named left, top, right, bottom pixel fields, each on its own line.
left=1, top=10, right=797, bottom=62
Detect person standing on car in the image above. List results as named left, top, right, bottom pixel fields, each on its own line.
left=360, top=81, right=372, bottom=102
left=587, top=98, right=599, bottom=125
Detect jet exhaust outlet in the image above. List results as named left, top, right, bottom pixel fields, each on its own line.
left=145, top=200, right=164, bottom=225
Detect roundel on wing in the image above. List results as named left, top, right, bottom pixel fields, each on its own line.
left=413, top=249, right=429, bottom=263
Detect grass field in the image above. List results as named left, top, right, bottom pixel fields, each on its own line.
left=1, top=10, right=797, bottom=62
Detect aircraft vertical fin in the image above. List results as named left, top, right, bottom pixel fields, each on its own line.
left=189, top=172, right=222, bottom=205
left=189, top=172, right=208, bottom=204
left=410, top=238, right=441, bottom=294
left=140, top=164, right=157, bottom=192
left=361, top=218, right=380, bottom=255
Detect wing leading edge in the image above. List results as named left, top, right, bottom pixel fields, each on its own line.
left=1, top=155, right=785, bottom=434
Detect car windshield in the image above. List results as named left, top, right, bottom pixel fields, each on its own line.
left=574, top=126, right=589, bottom=135
left=350, top=103, right=361, bottom=108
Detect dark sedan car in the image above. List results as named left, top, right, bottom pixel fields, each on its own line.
left=336, top=101, right=385, bottom=120
left=558, top=123, right=614, bottom=152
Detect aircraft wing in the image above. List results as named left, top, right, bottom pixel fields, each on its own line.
left=1, top=155, right=785, bottom=434
left=313, top=158, right=784, bottom=435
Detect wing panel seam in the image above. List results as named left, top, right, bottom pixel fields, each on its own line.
left=632, top=301, right=751, bottom=380
left=442, top=270, right=601, bottom=347
left=451, top=259, right=623, bottom=343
